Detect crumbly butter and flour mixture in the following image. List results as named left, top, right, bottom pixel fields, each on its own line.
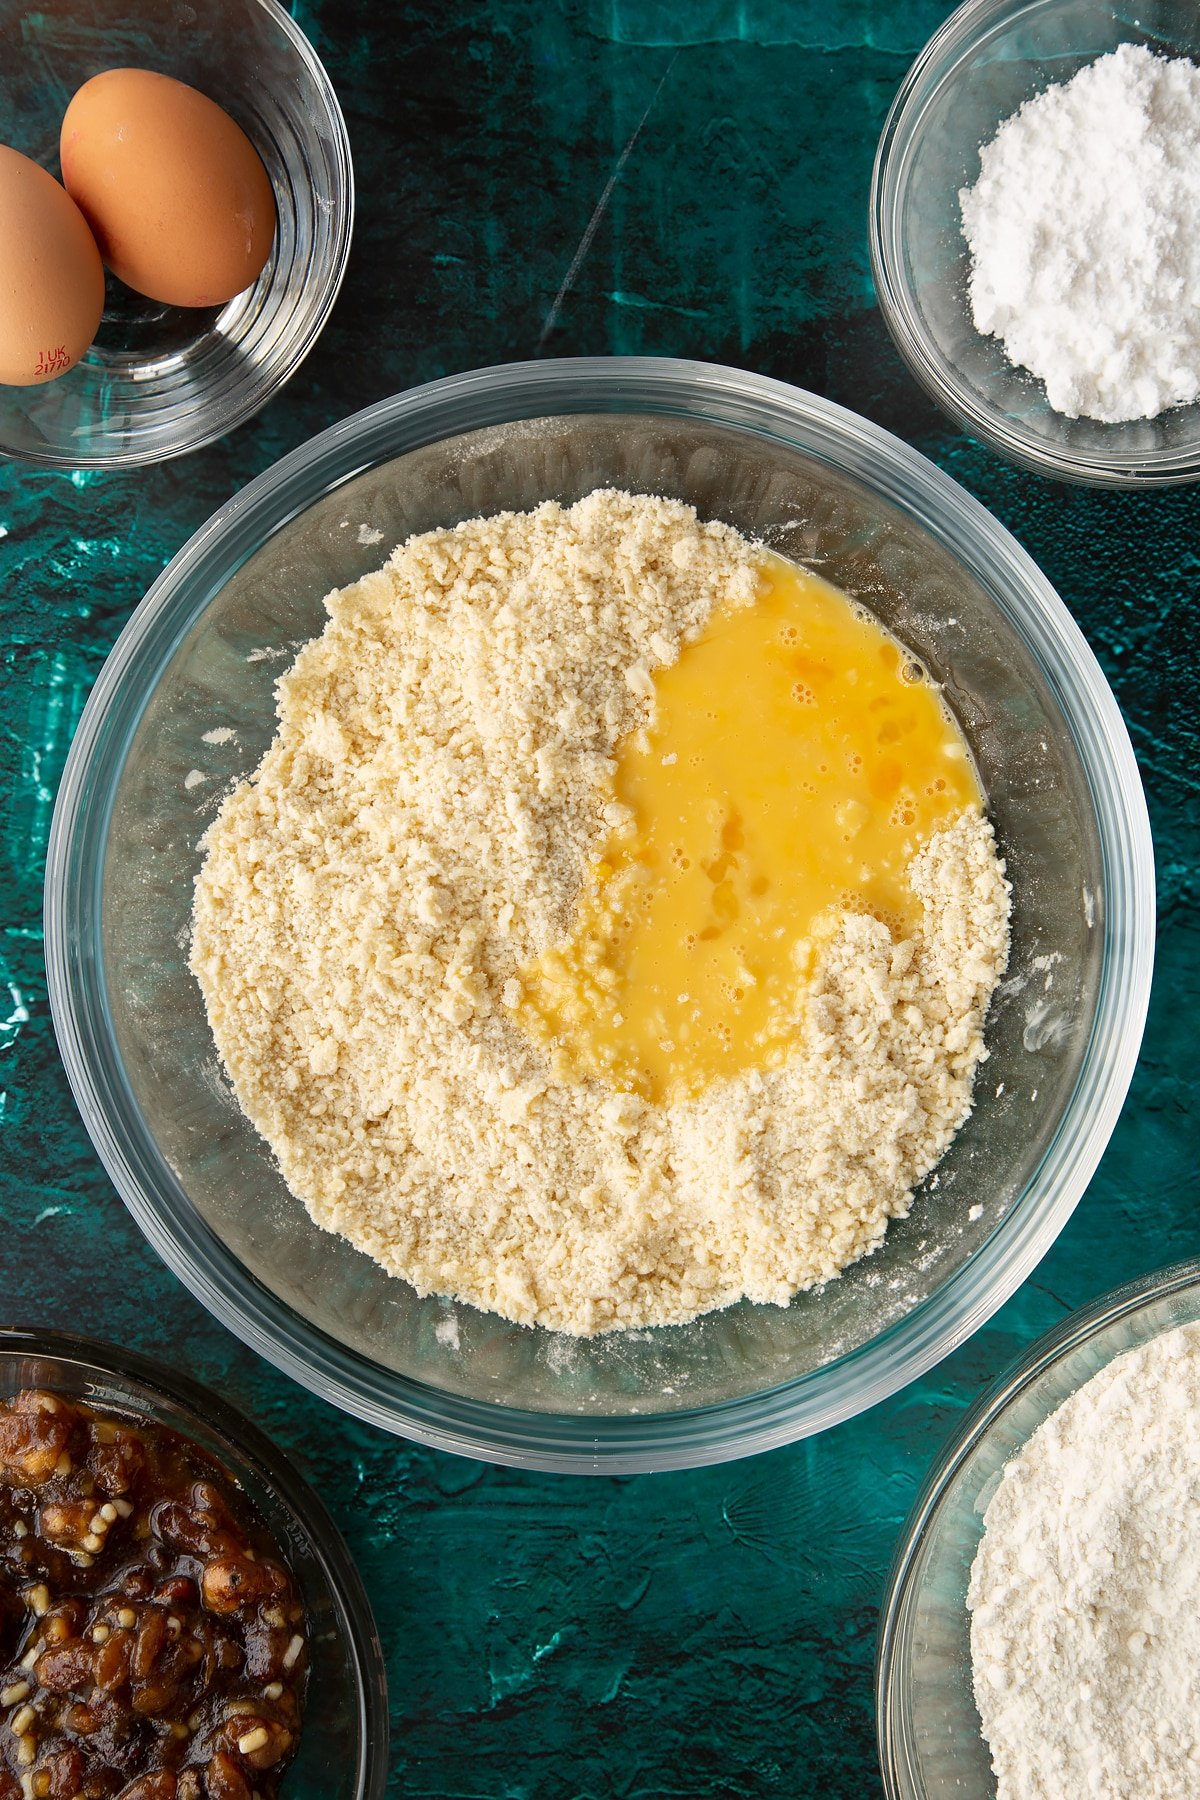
left=190, top=490, right=1010, bottom=1334
left=969, top=1323, right=1200, bottom=1800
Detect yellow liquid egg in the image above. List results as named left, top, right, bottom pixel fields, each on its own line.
left=520, top=553, right=982, bottom=1102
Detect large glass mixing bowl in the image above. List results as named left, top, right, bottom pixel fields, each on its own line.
left=44, top=359, right=1154, bottom=1472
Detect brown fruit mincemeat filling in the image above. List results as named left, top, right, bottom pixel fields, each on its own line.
left=0, top=1390, right=307, bottom=1800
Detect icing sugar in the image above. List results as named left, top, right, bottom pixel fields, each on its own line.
left=960, top=46, right=1200, bottom=423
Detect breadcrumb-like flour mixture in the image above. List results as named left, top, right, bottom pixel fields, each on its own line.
left=190, top=491, right=1010, bottom=1335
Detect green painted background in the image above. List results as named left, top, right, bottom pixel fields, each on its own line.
left=1, top=3, right=1196, bottom=1795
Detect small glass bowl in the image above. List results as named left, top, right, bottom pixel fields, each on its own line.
left=0, top=1326, right=388, bottom=1799
left=45, top=357, right=1154, bottom=1473
left=870, top=0, right=1200, bottom=487
left=0, top=0, right=353, bottom=469
left=875, top=1259, right=1200, bottom=1799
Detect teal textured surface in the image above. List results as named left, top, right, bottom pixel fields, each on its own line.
left=0, top=3, right=1194, bottom=1795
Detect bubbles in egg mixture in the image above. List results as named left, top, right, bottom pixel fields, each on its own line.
left=521, top=553, right=982, bottom=1103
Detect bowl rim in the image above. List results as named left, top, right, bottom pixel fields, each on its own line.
left=0, top=1322, right=390, bottom=1800
left=873, top=1256, right=1200, bottom=1799
left=43, top=355, right=1156, bottom=1473
left=869, top=0, right=1200, bottom=489
left=0, top=0, right=356, bottom=471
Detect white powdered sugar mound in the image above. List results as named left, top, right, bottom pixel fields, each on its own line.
left=969, top=1321, right=1200, bottom=1799
left=960, top=45, right=1200, bottom=423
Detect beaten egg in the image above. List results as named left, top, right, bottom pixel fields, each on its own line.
left=60, top=68, right=276, bottom=308
left=522, top=554, right=982, bottom=1102
left=0, top=145, right=105, bottom=386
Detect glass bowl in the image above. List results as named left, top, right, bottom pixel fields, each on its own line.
left=870, top=0, right=1200, bottom=487
left=875, top=1258, right=1200, bottom=1799
left=0, top=0, right=353, bottom=469
left=44, top=356, right=1154, bottom=1473
left=0, top=1325, right=388, bottom=1799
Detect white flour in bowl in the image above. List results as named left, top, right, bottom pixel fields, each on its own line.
left=960, top=45, right=1200, bottom=423
left=969, top=1321, right=1200, bottom=1799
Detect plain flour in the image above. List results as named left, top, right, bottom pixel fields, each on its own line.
left=960, top=45, right=1200, bottom=423
left=969, top=1322, right=1200, bottom=1800
left=190, top=490, right=1010, bottom=1335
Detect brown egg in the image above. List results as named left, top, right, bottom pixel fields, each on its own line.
left=60, top=68, right=276, bottom=308
left=0, top=145, right=105, bottom=386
